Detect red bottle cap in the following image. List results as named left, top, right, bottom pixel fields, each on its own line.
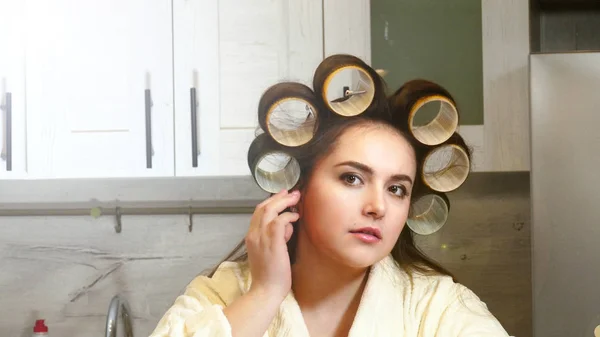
left=34, top=319, right=48, bottom=333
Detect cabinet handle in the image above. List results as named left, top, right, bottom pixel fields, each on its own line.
left=2, top=92, right=12, bottom=171
left=145, top=89, right=152, bottom=169
left=190, top=87, right=199, bottom=168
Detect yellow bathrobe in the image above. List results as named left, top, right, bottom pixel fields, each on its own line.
left=149, top=256, right=511, bottom=337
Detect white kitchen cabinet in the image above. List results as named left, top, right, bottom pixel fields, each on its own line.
left=0, top=0, right=26, bottom=179
left=173, top=0, right=324, bottom=176
left=25, top=0, right=175, bottom=179
left=1, top=0, right=324, bottom=180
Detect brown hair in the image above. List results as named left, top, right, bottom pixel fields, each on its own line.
left=206, top=114, right=456, bottom=281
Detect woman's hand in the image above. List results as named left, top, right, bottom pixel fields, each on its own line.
left=223, top=189, right=301, bottom=337
left=245, top=189, right=301, bottom=300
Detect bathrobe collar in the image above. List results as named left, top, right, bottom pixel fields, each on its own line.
left=238, top=255, right=407, bottom=336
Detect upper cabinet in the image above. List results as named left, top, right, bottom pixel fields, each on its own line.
left=530, top=0, right=600, bottom=53
left=25, top=0, right=175, bottom=178
left=0, top=0, right=325, bottom=180
left=0, top=0, right=26, bottom=179
left=173, top=0, right=323, bottom=177
left=0, top=1, right=536, bottom=179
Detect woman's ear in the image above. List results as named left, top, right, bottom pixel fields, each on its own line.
left=290, top=193, right=303, bottom=216
left=296, top=196, right=303, bottom=217
left=291, top=182, right=305, bottom=216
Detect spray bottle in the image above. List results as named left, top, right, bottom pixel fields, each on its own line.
left=33, top=319, right=49, bottom=337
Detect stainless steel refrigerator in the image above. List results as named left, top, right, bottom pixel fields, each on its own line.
left=530, top=52, right=600, bottom=337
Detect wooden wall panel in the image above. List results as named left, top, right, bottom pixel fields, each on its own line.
left=481, top=0, right=531, bottom=172
left=416, top=172, right=531, bottom=337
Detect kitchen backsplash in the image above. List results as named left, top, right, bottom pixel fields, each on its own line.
left=0, top=172, right=530, bottom=336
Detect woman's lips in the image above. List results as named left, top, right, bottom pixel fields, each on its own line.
left=349, top=226, right=382, bottom=243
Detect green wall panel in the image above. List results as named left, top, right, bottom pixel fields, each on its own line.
left=370, top=0, right=484, bottom=125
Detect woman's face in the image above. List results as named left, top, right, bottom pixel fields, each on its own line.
left=297, top=123, right=417, bottom=269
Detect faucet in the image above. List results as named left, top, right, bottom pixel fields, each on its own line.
left=105, top=294, right=134, bottom=337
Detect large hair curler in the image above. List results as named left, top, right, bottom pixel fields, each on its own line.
left=420, top=133, right=471, bottom=193
left=247, top=132, right=301, bottom=194
left=406, top=190, right=450, bottom=236
left=313, top=54, right=385, bottom=118
left=258, top=82, right=321, bottom=148
left=389, top=79, right=459, bottom=146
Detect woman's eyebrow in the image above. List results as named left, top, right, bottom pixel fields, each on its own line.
left=334, top=160, right=413, bottom=184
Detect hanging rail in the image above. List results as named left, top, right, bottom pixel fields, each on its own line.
left=0, top=205, right=256, bottom=233
left=0, top=205, right=255, bottom=217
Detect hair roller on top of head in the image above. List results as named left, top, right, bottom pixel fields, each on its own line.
left=313, top=54, right=388, bottom=119
left=258, top=82, right=321, bottom=148
left=389, top=79, right=459, bottom=146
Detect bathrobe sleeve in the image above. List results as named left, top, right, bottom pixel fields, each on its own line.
left=435, top=283, right=512, bottom=337
left=149, top=274, right=235, bottom=337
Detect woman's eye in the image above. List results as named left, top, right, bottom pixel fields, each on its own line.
left=341, top=173, right=361, bottom=185
left=389, top=185, right=408, bottom=197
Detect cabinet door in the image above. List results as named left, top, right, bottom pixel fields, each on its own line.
left=25, top=0, right=174, bottom=179
left=174, top=0, right=323, bottom=176
left=0, top=0, right=26, bottom=179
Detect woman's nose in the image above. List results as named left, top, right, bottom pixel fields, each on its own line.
left=362, top=188, right=386, bottom=219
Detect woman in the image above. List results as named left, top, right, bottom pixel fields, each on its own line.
left=149, top=55, right=511, bottom=337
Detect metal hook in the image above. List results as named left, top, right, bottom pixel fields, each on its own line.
left=330, top=86, right=367, bottom=104
left=188, top=206, right=193, bottom=233
left=115, top=207, right=122, bottom=234
left=346, top=89, right=366, bottom=96
left=304, top=104, right=314, bottom=117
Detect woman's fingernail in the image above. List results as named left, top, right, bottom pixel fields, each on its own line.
left=291, top=190, right=300, bottom=197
